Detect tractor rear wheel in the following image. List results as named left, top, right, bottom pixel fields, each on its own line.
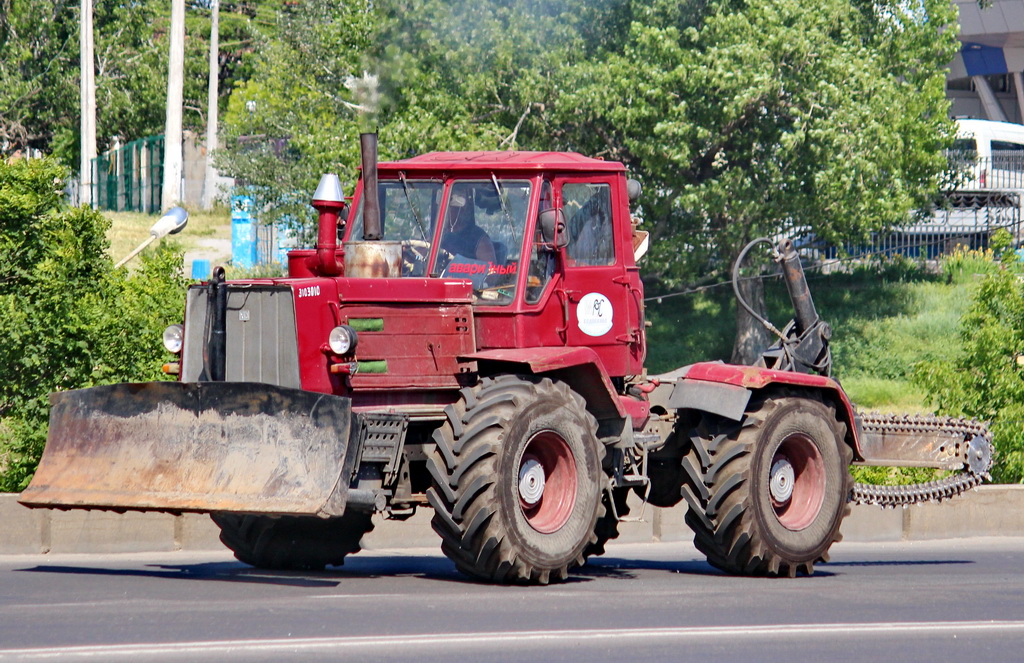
left=426, top=376, right=604, bottom=584
left=681, top=394, right=852, bottom=577
left=211, top=511, right=375, bottom=571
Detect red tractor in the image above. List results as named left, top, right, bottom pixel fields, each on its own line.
left=21, top=134, right=992, bottom=583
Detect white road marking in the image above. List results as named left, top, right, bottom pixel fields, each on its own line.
left=2, top=621, right=1023, bottom=658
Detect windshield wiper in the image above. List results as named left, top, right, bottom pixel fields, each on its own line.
left=491, top=174, right=519, bottom=250
left=399, top=172, right=429, bottom=242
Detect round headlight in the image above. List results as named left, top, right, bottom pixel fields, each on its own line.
left=162, top=324, right=184, bottom=354
left=328, top=325, right=358, bottom=355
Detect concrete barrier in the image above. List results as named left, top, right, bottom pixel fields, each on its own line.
left=3, top=485, right=1022, bottom=556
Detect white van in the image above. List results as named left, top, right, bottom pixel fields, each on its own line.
left=953, top=118, right=1024, bottom=189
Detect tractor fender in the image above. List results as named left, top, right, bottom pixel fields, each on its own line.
left=668, top=362, right=862, bottom=457
left=461, top=347, right=628, bottom=424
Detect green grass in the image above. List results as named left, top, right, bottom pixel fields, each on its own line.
left=105, top=206, right=231, bottom=268
left=838, top=377, right=929, bottom=413
left=826, top=280, right=971, bottom=383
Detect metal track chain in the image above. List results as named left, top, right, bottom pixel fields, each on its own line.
left=851, top=413, right=993, bottom=507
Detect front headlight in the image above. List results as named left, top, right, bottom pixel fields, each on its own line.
left=328, top=325, right=359, bottom=355
left=162, top=324, right=184, bottom=354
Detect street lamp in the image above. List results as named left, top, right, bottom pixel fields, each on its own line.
left=115, top=206, right=189, bottom=269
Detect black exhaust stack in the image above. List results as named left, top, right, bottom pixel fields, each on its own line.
left=207, top=266, right=227, bottom=382
left=360, top=133, right=382, bottom=241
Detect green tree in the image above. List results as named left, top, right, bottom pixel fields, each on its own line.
left=218, top=0, right=626, bottom=227
left=915, top=267, right=1024, bottom=484
left=0, top=1, right=78, bottom=160
left=370, top=0, right=625, bottom=152
left=0, top=0, right=261, bottom=168
left=548, top=0, right=959, bottom=359
left=0, top=158, right=188, bottom=490
left=218, top=0, right=959, bottom=359
left=217, top=0, right=377, bottom=231
left=554, top=0, right=958, bottom=274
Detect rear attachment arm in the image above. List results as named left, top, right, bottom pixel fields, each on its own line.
left=733, top=238, right=833, bottom=376
left=732, top=237, right=995, bottom=506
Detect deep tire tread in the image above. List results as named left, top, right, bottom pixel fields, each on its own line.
left=429, top=376, right=604, bottom=584
left=212, top=511, right=374, bottom=571
left=681, top=393, right=853, bottom=577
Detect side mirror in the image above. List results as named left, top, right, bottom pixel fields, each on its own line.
left=538, top=208, right=568, bottom=251
left=626, top=179, right=642, bottom=203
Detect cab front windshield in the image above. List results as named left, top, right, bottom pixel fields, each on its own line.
left=349, top=178, right=532, bottom=305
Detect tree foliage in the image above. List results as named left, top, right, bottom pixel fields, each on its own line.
left=0, top=158, right=189, bottom=490
left=217, top=0, right=958, bottom=362
left=0, top=0, right=265, bottom=168
left=548, top=0, right=959, bottom=286
left=217, top=0, right=376, bottom=231
left=0, top=1, right=79, bottom=159
left=219, top=0, right=958, bottom=291
left=217, top=0, right=627, bottom=228
left=915, top=257, right=1024, bottom=484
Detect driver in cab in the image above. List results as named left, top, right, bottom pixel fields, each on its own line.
left=439, top=187, right=496, bottom=263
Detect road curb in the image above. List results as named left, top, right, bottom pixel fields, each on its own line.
left=3, top=485, right=1022, bottom=556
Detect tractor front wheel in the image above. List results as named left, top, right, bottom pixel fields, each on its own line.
left=211, top=511, right=375, bottom=571
left=426, top=376, right=604, bottom=584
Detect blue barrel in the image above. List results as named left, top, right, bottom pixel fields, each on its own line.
left=231, top=194, right=258, bottom=270
left=191, top=258, right=211, bottom=280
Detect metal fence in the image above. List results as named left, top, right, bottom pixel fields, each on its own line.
left=92, top=135, right=164, bottom=213
left=869, top=190, right=1021, bottom=259
left=949, top=152, right=1024, bottom=190
left=791, top=190, right=1022, bottom=262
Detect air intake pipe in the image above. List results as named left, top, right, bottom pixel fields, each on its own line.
left=312, top=173, right=345, bottom=276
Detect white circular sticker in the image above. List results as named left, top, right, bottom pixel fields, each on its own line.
left=577, top=292, right=614, bottom=337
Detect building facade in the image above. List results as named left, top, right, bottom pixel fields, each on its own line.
left=949, top=0, right=1024, bottom=122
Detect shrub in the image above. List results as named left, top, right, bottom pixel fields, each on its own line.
left=941, top=246, right=1004, bottom=284
left=914, top=267, right=1024, bottom=483
left=0, top=158, right=188, bottom=490
left=990, top=227, right=1014, bottom=260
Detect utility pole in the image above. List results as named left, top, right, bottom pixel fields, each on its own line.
left=79, top=0, right=96, bottom=208
left=201, top=0, right=220, bottom=210
left=162, top=0, right=186, bottom=211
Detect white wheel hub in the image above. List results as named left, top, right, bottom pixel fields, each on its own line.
left=518, top=458, right=545, bottom=505
left=770, top=457, right=795, bottom=504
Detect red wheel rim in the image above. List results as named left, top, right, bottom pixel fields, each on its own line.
left=769, top=433, right=825, bottom=531
left=518, top=431, right=577, bottom=534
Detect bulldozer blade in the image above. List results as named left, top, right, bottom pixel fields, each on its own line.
left=19, top=382, right=357, bottom=517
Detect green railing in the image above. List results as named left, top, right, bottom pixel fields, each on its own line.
left=91, top=135, right=164, bottom=213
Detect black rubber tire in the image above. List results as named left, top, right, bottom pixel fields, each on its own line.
left=584, top=486, right=631, bottom=559
left=210, top=511, right=375, bottom=571
left=681, top=394, right=853, bottom=577
left=426, top=376, right=605, bottom=584
left=644, top=456, right=686, bottom=507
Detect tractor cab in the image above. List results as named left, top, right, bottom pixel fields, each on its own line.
left=340, top=151, right=648, bottom=378
left=345, top=176, right=530, bottom=303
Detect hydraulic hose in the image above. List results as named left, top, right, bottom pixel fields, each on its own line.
left=731, top=238, right=786, bottom=341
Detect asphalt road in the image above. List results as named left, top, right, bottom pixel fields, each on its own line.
left=0, top=538, right=1022, bottom=662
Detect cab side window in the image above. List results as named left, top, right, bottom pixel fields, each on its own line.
left=526, top=180, right=556, bottom=304
left=562, top=183, right=614, bottom=266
